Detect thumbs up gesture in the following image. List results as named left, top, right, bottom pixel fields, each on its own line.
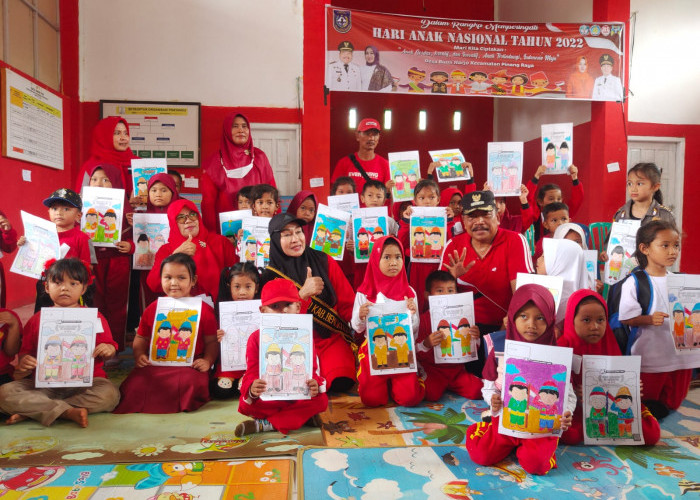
left=174, top=234, right=197, bottom=256
left=299, top=266, right=325, bottom=300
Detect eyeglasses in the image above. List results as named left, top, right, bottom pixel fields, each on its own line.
left=175, top=212, right=199, bottom=223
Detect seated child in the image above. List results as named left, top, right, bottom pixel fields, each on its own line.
left=533, top=201, right=570, bottom=261
left=352, top=236, right=424, bottom=407
left=466, top=284, right=575, bottom=476
left=0, top=258, right=119, bottom=426
left=416, top=271, right=483, bottom=400
left=236, top=278, right=328, bottom=436
left=114, top=253, right=218, bottom=414
left=557, top=289, right=660, bottom=445
left=0, top=309, right=23, bottom=386
left=212, top=262, right=261, bottom=399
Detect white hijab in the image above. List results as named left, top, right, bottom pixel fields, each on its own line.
left=553, top=223, right=588, bottom=250
left=543, top=238, right=589, bottom=325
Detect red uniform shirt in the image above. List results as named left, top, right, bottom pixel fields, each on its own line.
left=58, top=226, right=91, bottom=262
left=0, top=309, right=22, bottom=376
left=331, top=154, right=390, bottom=195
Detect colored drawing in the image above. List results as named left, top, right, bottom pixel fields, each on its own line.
left=352, top=206, right=389, bottom=263
left=604, top=220, right=640, bottom=285
left=582, top=354, right=644, bottom=445
left=499, top=340, right=573, bottom=439
left=328, top=193, right=360, bottom=212
left=516, top=273, right=565, bottom=313
left=219, top=209, right=252, bottom=245
left=487, top=142, right=524, bottom=197
left=130, top=158, right=167, bottom=201
left=80, top=186, right=125, bottom=247
left=132, top=213, right=169, bottom=270
left=388, top=150, right=420, bottom=201
left=541, top=122, right=574, bottom=174
left=309, top=204, right=350, bottom=261
left=429, top=148, right=470, bottom=182
left=10, top=211, right=60, bottom=279
left=149, top=297, right=202, bottom=367
left=429, top=292, right=478, bottom=363
left=240, top=216, right=271, bottom=268
left=367, top=301, right=416, bottom=375
left=219, top=299, right=261, bottom=371
left=583, top=249, right=598, bottom=291
left=259, top=313, right=314, bottom=401
left=667, top=274, right=700, bottom=353
left=410, top=206, right=447, bottom=263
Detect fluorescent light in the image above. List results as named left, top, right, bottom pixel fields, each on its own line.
left=383, top=109, right=392, bottom=130
left=453, top=111, right=462, bottom=131
left=419, top=110, right=427, bottom=130
left=348, top=108, right=357, bottom=129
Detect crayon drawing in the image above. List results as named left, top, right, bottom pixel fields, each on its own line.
left=604, top=221, right=640, bottom=285
left=409, top=207, right=446, bottom=263
left=541, top=123, right=574, bottom=174
left=240, top=216, right=271, bottom=268
left=130, top=158, right=167, bottom=201
left=429, top=292, right=478, bottom=363
left=582, top=355, right=643, bottom=445
left=367, top=302, right=416, bottom=375
left=351, top=207, right=389, bottom=263
left=516, top=273, right=565, bottom=313
left=429, top=148, right=470, bottom=182
left=388, top=150, right=421, bottom=201
left=132, top=213, right=169, bottom=270
left=80, top=187, right=125, bottom=246
left=309, top=204, right=350, bottom=261
left=10, top=211, right=60, bottom=279
left=219, top=299, right=261, bottom=372
left=220, top=209, right=252, bottom=245
left=667, top=274, right=700, bottom=352
left=259, top=313, right=313, bottom=401
left=487, top=142, right=524, bottom=197
left=328, top=193, right=360, bottom=213
left=149, top=297, right=202, bottom=367
left=499, top=340, right=573, bottom=439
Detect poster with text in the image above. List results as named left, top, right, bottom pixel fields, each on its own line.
left=259, top=313, right=314, bottom=401
left=132, top=213, right=169, bottom=270
left=667, top=274, right=700, bottom=353
left=309, top=204, right=351, bottom=261
left=81, top=186, right=125, bottom=247
left=499, top=340, right=573, bottom=439
left=367, top=301, right=416, bottom=375
left=35, top=308, right=100, bottom=388
left=429, top=292, right=477, bottom=363
left=10, top=211, right=60, bottom=279
left=130, top=158, right=168, bottom=201
left=428, top=149, right=470, bottom=182
left=487, top=142, right=524, bottom=197
left=409, top=206, right=447, bottom=263
left=328, top=193, right=360, bottom=213
left=582, top=355, right=643, bottom=445
left=240, top=216, right=271, bottom=268
left=388, top=150, right=420, bottom=201
left=351, top=206, right=389, bottom=263
left=220, top=209, right=252, bottom=243
left=516, top=273, right=565, bottom=313
left=149, top=297, right=202, bottom=367
left=541, top=123, right=573, bottom=174
left=219, top=299, right=261, bottom=372
left=604, top=220, right=640, bottom=285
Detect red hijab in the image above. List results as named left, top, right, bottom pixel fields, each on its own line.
left=146, top=173, right=180, bottom=213
left=287, top=190, right=318, bottom=242
left=557, top=289, right=620, bottom=357
left=87, top=163, right=125, bottom=190
left=357, top=235, right=413, bottom=303
left=440, top=187, right=462, bottom=208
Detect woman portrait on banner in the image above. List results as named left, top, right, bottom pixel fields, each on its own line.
left=361, top=46, right=395, bottom=92
left=200, top=112, right=276, bottom=232
left=260, top=213, right=357, bottom=393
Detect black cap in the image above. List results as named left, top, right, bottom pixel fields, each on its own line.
left=338, top=41, right=354, bottom=52
left=268, top=213, right=307, bottom=234
left=461, top=190, right=496, bottom=215
left=43, top=188, right=82, bottom=210
left=599, top=53, right=614, bottom=66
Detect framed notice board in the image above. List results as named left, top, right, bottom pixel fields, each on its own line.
left=100, top=100, right=201, bottom=167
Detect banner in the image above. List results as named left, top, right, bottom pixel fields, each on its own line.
left=326, top=8, right=624, bottom=101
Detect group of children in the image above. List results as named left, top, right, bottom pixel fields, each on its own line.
left=0, top=158, right=696, bottom=476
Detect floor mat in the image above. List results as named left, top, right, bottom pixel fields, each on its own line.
left=0, top=400, right=323, bottom=467
left=299, top=437, right=700, bottom=499
left=0, top=457, right=292, bottom=499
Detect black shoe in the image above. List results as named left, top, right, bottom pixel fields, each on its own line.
left=329, top=377, right=355, bottom=393
left=644, top=399, right=670, bottom=421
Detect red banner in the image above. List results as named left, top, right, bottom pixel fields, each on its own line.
left=326, top=8, right=625, bottom=101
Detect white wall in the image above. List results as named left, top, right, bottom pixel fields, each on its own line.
left=628, top=0, right=700, bottom=124
left=79, top=0, right=303, bottom=107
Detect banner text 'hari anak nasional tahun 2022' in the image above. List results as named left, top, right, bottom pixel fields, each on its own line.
left=326, top=8, right=624, bottom=101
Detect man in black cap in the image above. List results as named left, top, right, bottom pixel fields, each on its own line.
left=327, top=40, right=362, bottom=91
left=592, top=53, right=623, bottom=101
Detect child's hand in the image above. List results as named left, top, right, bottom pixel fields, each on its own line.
left=405, top=296, right=417, bottom=316
left=0, top=215, right=11, bottom=231
left=483, top=182, right=492, bottom=192
left=125, top=212, right=134, bottom=227
left=216, top=329, right=225, bottom=342
left=595, top=279, right=604, bottom=294
left=427, top=161, right=439, bottom=175
left=519, top=184, right=529, bottom=204
left=346, top=238, right=354, bottom=251
left=491, top=393, right=503, bottom=413
left=17, top=236, right=26, bottom=247
left=385, top=179, right=396, bottom=193
left=129, top=193, right=145, bottom=209
left=640, top=380, right=644, bottom=398
left=403, top=206, right=413, bottom=219
left=599, top=251, right=609, bottom=262
left=250, top=378, right=267, bottom=398
left=502, top=316, right=508, bottom=329
left=560, top=411, right=573, bottom=432
left=237, top=228, right=244, bottom=241
left=424, top=331, right=443, bottom=348
left=0, top=311, right=19, bottom=327
left=535, top=165, right=547, bottom=179
left=192, top=358, right=212, bottom=372
left=649, top=312, right=669, bottom=326
left=359, top=301, right=374, bottom=322
left=93, top=343, right=116, bottom=359
left=135, top=353, right=151, bottom=368
left=445, top=206, right=454, bottom=219
left=463, top=162, right=474, bottom=179
left=173, top=234, right=197, bottom=256
left=17, top=354, right=37, bottom=372
left=115, top=241, right=132, bottom=253
left=307, top=378, right=319, bottom=397
left=568, top=165, right=578, bottom=181
left=299, top=267, right=324, bottom=300
left=469, top=325, right=481, bottom=342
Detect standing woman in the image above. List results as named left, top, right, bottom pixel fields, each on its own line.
left=201, top=112, right=276, bottom=232
left=261, top=213, right=357, bottom=392
left=361, top=46, right=395, bottom=92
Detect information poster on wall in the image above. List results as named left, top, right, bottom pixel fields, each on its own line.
left=100, top=100, right=201, bottom=167
left=1, top=67, right=64, bottom=169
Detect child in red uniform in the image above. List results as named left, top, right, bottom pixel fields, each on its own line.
left=557, top=289, right=660, bottom=445
left=0, top=258, right=119, bottom=427
left=212, top=262, right=261, bottom=399
left=352, top=236, right=424, bottom=407
left=466, top=284, right=574, bottom=476
left=416, top=271, right=482, bottom=400
left=532, top=202, right=571, bottom=261
left=0, top=308, right=22, bottom=386
left=236, top=278, right=328, bottom=436
left=0, top=210, right=18, bottom=308
left=287, top=190, right=318, bottom=246
left=114, top=253, right=219, bottom=413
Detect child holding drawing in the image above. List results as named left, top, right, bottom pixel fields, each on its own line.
left=466, top=284, right=574, bottom=476
left=235, top=278, right=327, bottom=436
left=0, top=258, right=119, bottom=427
left=352, top=236, right=425, bottom=407
left=114, top=253, right=219, bottom=414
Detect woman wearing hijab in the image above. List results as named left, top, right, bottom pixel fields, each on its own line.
left=261, top=213, right=356, bottom=392
left=539, top=238, right=589, bottom=327
left=201, top=113, right=276, bottom=232
left=286, top=190, right=318, bottom=243
left=147, top=199, right=238, bottom=302
left=361, top=46, right=395, bottom=92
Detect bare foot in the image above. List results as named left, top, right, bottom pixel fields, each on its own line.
left=5, top=414, right=27, bottom=425
left=61, top=407, right=88, bottom=428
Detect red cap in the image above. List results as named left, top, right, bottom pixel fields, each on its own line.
left=357, top=118, right=381, bottom=133
left=261, top=278, right=301, bottom=306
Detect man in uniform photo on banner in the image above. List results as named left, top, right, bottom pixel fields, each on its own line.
left=327, top=41, right=362, bottom=91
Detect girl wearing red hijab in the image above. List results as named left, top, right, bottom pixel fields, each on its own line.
left=466, top=284, right=575, bottom=476
left=201, top=112, right=276, bottom=232
left=557, top=289, right=660, bottom=445
left=351, top=236, right=425, bottom=407
left=147, top=199, right=238, bottom=302
left=286, top=190, right=318, bottom=243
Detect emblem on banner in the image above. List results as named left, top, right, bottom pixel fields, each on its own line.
left=333, top=9, right=351, bottom=33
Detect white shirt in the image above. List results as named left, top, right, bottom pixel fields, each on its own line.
left=327, top=60, right=362, bottom=91
left=592, top=74, right=623, bottom=101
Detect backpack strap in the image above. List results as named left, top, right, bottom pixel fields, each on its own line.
left=348, top=154, right=372, bottom=183
left=625, top=269, right=654, bottom=354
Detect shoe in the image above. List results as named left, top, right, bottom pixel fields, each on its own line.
left=235, top=419, right=275, bottom=437
left=644, top=400, right=670, bottom=421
